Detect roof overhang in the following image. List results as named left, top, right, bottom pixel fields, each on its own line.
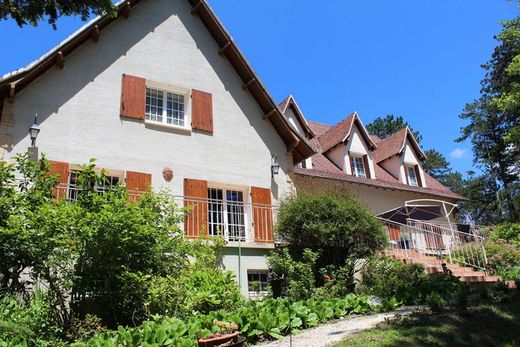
left=342, top=113, right=378, bottom=150
left=280, top=95, right=315, bottom=138
left=0, top=0, right=315, bottom=164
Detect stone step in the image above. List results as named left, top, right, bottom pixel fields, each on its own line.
left=384, top=249, right=502, bottom=285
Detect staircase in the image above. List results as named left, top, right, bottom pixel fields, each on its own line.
left=379, top=218, right=502, bottom=286
left=383, top=248, right=500, bottom=285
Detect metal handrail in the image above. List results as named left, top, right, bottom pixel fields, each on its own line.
left=379, top=217, right=489, bottom=271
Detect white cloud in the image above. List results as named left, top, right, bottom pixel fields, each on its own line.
left=450, top=147, right=467, bottom=159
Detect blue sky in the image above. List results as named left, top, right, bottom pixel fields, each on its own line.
left=0, top=1, right=517, bottom=175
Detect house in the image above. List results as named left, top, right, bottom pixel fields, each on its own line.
left=0, top=0, right=476, bottom=296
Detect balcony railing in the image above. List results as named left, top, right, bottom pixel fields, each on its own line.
left=179, top=196, right=277, bottom=243
left=380, top=217, right=488, bottom=271
left=54, top=183, right=278, bottom=243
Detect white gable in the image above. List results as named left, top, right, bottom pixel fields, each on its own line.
left=2, top=0, right=295, bottom=202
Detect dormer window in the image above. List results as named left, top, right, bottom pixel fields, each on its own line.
left=405, top=165, right=422, bottom=187
left=350, top=155, right=367, bottom=178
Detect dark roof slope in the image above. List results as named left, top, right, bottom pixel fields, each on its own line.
left=304, top=119, right=465, bottom=201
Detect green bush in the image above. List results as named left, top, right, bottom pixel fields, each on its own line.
left=358, top=257, right=469, bottom=306
left=425, top=292, right=445, bottom=314
left=357, top=257, right=428, bottom=304
left=267, top=247, right=318, bottom=300
left=484, top=239, right=520, bottom=284
left=493, top=223, right=520, bottom=247
left=272, top=192, right=387, bottom=296
left=0, top=291, right=62, bottom=344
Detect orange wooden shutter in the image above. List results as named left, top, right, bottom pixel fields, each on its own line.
left=49, top=160, right=69, bottom=200
left=363, top=155, right=371, bottom=179
left=191, top=89, right=213, bottom=133
left=183, top=178, right=208, bottom=238
left=251, top=186, right=273, bottom=243
left=414, top=165, right=422, bottom=187
left=348, top=154, right=355, bottom=176
left=126, top=171, right=151, bottom=201
left=120, top=74, right=146, bottom=120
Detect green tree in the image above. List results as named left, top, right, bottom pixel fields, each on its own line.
left=0, top=0, right=116, bottom=28
left=422, top=149, right=451, bottom=180
left=458, top=18, right=520, bottom=222
left=366, top=114, right=423, bottom=143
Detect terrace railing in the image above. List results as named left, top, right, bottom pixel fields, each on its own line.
left=379, top=217, right=488, bottom=271
left=56, top=183, right=278, bottom=244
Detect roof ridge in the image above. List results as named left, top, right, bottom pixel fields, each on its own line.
left=318, top=112, right=356, bottom=140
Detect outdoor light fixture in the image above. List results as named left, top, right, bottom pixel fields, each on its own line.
left=271, top=155, right=280, bottom=177
left=29, top=114, right=40, bottom=147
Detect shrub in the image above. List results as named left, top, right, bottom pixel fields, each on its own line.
left=267, top=247, right=318, bottom=300
left=484, top=239, right=520, bottom=284
left=493, top=223, right=520, bottom=247
left=358, top=257, right=469, bottom=306
left=357, top=257, right=428, bottom=304
left=276, top=192, right=387, bottom=259
left=0, top=290, right=62, bottom=344
left=426, top=292, right=445, bottom=314
left=273, top=192, right=387, bottom=295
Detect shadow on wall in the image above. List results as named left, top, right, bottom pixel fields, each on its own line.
left=5, top=0, right=173, bottom=151
left=176, top=3, right=292, bottom=200
left=7, top=0, right=291, bottom=199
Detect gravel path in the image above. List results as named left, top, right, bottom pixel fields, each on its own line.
left=257, top=307, right=417, bottom=347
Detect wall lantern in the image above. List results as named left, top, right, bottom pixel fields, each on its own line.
left=29, top=114, right=40, bottom=147
left=271, top=155, right=280, bottom=177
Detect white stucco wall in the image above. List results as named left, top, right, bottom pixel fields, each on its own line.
left=1, top=0, right=295, bottom=295
left=401, top=140, right=427, bottom=187
left=380, top=155, right=402, bottom=182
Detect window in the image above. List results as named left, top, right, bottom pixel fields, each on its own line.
left=207, top=188, right=246, bottom=241
left=406, top=166, right=419, bottom=186
left=350, top=155, right=366, bottom=178
left=247, top=270, right=270, bottom=298
left=145, top=87, right=186, bottom=127
left=67, top=171, right=121, bottom=202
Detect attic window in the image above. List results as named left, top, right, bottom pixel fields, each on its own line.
left=145, top=87, right=186, bottom=128
left=350, top=155, right=367, bottom=178
left=406, top=165, right=419, bottom=187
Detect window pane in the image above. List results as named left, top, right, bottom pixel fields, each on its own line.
left=208, top=188, right=224, bottom=237
left=166, top=92, right=185, bottom=126
left=145, top=88, right=164, bottom=122
left=351, top=156, right=366, bottom=178
left=227, top=190, right=245, bottom=242
left=407, top=167, right=418, bottom=186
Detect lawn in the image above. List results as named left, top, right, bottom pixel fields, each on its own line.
left=334, top=294, right=520, bottom=347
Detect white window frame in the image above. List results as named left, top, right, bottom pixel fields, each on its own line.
left=144, top=81, right=191, bottom=131
left=67, top=167, right=124, bottom=202
left=247, top=270, right=270, bottom=299
left=207, top=186, right=249, bottom=242
left=406, top=165, right=419, bottom=187
left=350, top=154, right=366, bottom=178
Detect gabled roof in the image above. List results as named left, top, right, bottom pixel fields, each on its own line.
left=301, top=120, right=466, bottom=201
left=279, top=95, right=315, bottom=138
left=0, top=0, right=315, bottom=163
left=373, top=127, right=426, bottom=163
left=318, top=112, right=378, bottom=153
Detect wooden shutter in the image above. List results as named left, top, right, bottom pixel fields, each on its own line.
left=184, top=178, right=208, bottom=238
left=49, top=160, right=69, bottom=200
left=251, top=186, right=273, bottom=243
left=126, top=171, right=151, bottom=201
left=191, top=89, right=213, bottom=133
left=120, top=74, right=146, bottom=120
left=363, top=155, right=371, bottom=179
left=414, top=165, right=422, bottom=187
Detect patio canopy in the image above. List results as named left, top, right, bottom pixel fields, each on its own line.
left=378, top=199, right=458, bottom=225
